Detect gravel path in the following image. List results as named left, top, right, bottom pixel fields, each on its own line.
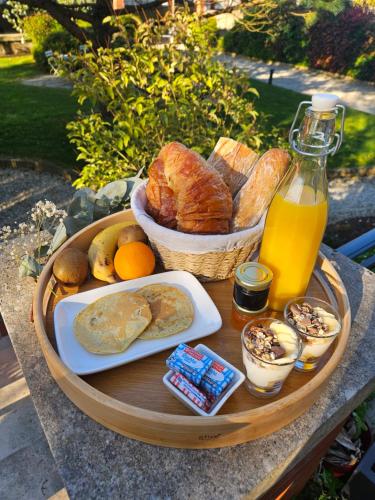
left=218, top=55, right=375, bottom=115
left=0, top=168, right=74, bottom=229
left=1, top=166, right=374, bottom=234
left=329, top=175, right=375, bottom=223
left=21, top=75, right=72, bottom=90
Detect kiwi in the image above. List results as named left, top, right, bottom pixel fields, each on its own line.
left=117, top=224, right=147, bottom=247
left=53, top=248, right=89, bottom=285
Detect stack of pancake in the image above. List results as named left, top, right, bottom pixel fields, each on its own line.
left=73, top=284, right=194, bottom=354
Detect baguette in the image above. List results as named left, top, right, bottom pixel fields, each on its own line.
left=207, top=137, right=259, bottom=197
left=231, top=148, right=290, bottom=231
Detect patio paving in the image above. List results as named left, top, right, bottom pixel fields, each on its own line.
left=0, top=336, right=68, bottom=500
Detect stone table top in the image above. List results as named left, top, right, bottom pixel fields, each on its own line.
left=1, top=245, right=375, bottom=500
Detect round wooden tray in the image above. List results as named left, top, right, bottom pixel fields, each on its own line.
left=33, top=210, right=351, bottom=449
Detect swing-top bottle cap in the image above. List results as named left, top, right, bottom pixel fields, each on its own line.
left=311, top=94, right=339, bottom=111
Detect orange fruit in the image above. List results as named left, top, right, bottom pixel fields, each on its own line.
left=114, top=241, right=155, bottom=280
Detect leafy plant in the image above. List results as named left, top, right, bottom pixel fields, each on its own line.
left=23, top=12, right=60, bottom=46
left=23, top=11, right=77, bottom=67
left=33, top=29, right=79, bottom=68
left=308, top=4, right=374, bottom=79
left=352, top=400, right=369, bottom=437
left=0, top=176, right=142, bottom=280
left=223, top=1, right=374, bottom=82
left=2, top=0, right=29, bottom=40
left=56, top=9, right=262, bottom=189
left=319, top=468, right=344, bottom=499
left=0, top=201, right=67, bottom=280
left=49, top=175, right=143, bottom=256
left=223, top=0, right=309, bottom=65
left=347, top=52, right=375, bottom=82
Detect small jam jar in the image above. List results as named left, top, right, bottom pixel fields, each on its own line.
left=233, top=262, right=273, bottom=316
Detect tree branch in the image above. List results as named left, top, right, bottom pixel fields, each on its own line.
left=113, top=0, right=166, bottom=14
left=14, top=0, right=92, bottom=42
left=19, top=0, right=94, bottom=21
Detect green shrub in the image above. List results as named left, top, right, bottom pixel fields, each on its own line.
left=57, top=10, right=263, bottom=189
left=223, top=1, right=373, bottom=80
left=33, top=30, right=79, bottom=67
left=223, top=0, right=308, bottom=65
left=224, top=29, right=272, bottom=60
left=308, top=5, right=374, bottom=76
left=199, top=17, right=218, bottom=46
left=347, top=52, right=375, bottom=81
left=23, top=12, right=60, bottom=46
left=23, top=12, right=77, bottom=68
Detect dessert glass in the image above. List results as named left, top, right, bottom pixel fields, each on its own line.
left=241, top=317, right=301, bottom=398
left=284, top=297, right=342, bottom=372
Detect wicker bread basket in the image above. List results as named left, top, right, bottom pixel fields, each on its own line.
left=131, top=182, right=265, bottom=281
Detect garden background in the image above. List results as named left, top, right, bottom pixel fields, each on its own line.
left=0, top=0, right=374, bottom=188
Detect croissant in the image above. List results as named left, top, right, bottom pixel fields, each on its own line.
left=160, top=142, right=232, bottom=234
left=146, top=142, right=232, bottom=234
left=146, top=158, right=177, bottom=229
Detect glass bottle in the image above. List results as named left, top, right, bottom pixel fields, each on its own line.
left=259, top=94, right=346, bottom=311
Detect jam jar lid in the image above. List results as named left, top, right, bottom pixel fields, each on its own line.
left=235, top=262, right=273, bottom=291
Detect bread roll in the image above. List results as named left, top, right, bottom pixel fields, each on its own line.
left=160, top=142, right=233, bottom=234
left=231, top=148, right=290, bottom=231
left=208, top=137, right=259, bottom=197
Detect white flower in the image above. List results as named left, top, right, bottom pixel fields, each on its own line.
left=56, top=209, right=67, bottom=218
left=18, top=222, right=28, bottom=233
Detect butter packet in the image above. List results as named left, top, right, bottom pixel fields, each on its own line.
left=166, top=343, right=212, bottom=385
left=200, top=360, right=234, bottom=399
left=170, top=372, right=210, bottom=411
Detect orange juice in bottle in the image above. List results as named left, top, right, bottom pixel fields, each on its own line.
left=259, top=94, right=345, bottom=311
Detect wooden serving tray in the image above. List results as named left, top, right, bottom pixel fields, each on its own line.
left=33, top=210, right=351, bottom=449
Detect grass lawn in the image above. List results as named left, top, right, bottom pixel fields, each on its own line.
left=0, top=56, right=374, bottom=175
left=250, top=79, right=375, bottom=170
left=0, top=55, right=77, bottom=172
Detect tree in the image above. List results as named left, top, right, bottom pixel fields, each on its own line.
left=6, top=1, right=277, bottom=47
left=2, top=1, right=29, bottom=42
left=3, top=1, right=116, bottom=46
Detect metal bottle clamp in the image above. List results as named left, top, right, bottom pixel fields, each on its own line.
left=288, top=100, right=346, bottom=157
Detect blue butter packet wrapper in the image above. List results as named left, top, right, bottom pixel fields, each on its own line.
left=200, top=360, right=234, bottom=399
left=166, top=344, right=212, bottom=385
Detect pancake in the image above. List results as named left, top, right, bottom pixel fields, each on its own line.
left=138, top=284, right=194, bottom=339
left=74, top=291, right=152, bottom=354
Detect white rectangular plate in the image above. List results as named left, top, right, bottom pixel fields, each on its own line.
left=54, top=271, right=222, bottom=375
left=163, top=344, right=245, bottom=416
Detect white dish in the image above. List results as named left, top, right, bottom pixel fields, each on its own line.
left=163, top=344, right=245, bottom=416
left=54, top=271, right=222, bottom=375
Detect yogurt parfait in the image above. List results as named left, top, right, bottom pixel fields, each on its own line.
left=285, top=297, right=341, bottom=372
left=241, top=318, right=301, bottom=398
